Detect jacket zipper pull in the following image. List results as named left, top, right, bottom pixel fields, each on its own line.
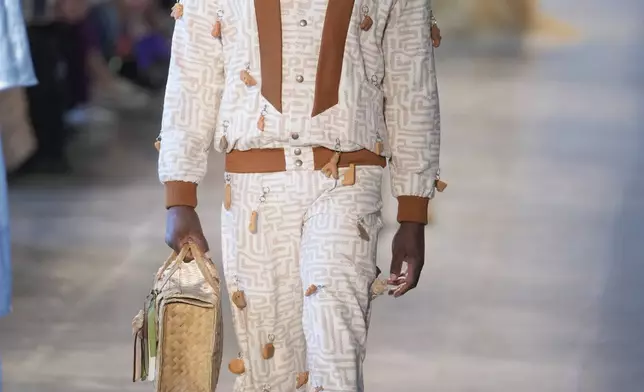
left=257, top=105, right=267, bottom=131
left=360, top=6, right=373, bottom=31
left=219, top=120, right=229, bottom=151
left=240, top=63, right=257, bottom=87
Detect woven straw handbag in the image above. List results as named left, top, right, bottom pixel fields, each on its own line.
left=132, top=242, right=223, bottom=392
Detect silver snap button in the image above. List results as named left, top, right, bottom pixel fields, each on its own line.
left=295, top=159, right=303, bottom=167
left=296, top=75, right=304, bottom=83
left=299, top=19, right=307, bottom=27
left=291, top=132, right=299, bottom=140
left=293, top=148, right=302, bottom=156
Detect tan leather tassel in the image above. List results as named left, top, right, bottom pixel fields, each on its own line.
left=232, top=290, right=246, bottom=309
left=211, top=21, right=222, bottom=38
left=154, top=140, right=161, bottom=152
left=431, top=24, right=442, bottom=48
left=375, top=140, right=384, bottom=155
left=249, top=211, right=258, bottom=233
left=296, top=371, right=309, bottom=389
left=321, top=152, right=341, bottom=179
left=262, top=335, right=275, bottom=359
left=240, top=69, right=257, bottom=87
left=257, top=115, right=265, bottom=131
left=224, top=183, right=232, bottom=210
left=305, top=284, right=318, bottom=296
left=435, top=179, right=448, bottom=192
left=262, top=343, right=275, bottom=359
left=342, top=163, right=356, bottom=186
left=360, top=15, right=373, bottom=31
left=228, top=356, right=245, bottom=375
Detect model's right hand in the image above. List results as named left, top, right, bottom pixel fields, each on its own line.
left=165, top=206, right=209, bottom=259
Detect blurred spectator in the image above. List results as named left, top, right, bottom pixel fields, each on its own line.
left=93, top=0, right=171, bottom=90
left=19, top=0, right=73, bottom=173
left=17, top=0, right=153, bottom=172
left=56, top=0, right=150, bottom=128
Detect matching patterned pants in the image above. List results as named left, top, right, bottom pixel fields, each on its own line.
left=221, top=165, right=385, bottom=392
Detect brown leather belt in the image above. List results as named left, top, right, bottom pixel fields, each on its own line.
left=225, top=147, right=386, bottom=173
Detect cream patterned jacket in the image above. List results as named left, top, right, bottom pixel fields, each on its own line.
left=159, top=0, right=441, bottom=224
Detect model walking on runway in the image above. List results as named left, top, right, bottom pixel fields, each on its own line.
left=159, top=1, right=443, bottom=390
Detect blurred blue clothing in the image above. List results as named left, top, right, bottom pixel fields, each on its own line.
left=0, top=0, right=30, bottom=320
left=0, top=137, right=10, bottom=319
left=0, top=0, right=38, bottom=91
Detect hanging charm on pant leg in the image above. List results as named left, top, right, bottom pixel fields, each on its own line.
left=228, top=352, right=246, bottom=374
left=296, top=371, right=309, bottom=388
left=430, top=10, right=442, bottom=47
left=224, top=174, right=232, bottom=210
left=249, top=187, right=269, bottom=234
left=249, top=211, right=259, bottom=234
left=357, top=217, right=370, bottom=241
left=154, top=135, right=161, bottom=152
left=305, top=284, right=318, bottom=296
left=231, top=274, right=247, bottom=309
left=231, top=290, right=247, bottom=309
left=212, top=10, right=224, bottom=38
left=360, top=5, right=373, bottom=31
left=262, top=334, right=275, bottom=359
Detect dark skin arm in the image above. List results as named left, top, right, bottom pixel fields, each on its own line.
left=165, top=206, right=209, bottom=259
left=387, top=20, right=441, bottom=296
left=388, top=221, right=425, bottom=297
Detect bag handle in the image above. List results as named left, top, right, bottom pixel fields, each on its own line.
left=156, top=242, right=220, bottom=293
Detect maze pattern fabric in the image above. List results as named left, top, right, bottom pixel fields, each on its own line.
left=221, top=167, right=384, bottom=392
left=158, top=0, right=441, bottom=200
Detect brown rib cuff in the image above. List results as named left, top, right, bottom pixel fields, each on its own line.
left=397, top=196, right=430, bottom=225
left=165, top=181, right=198, bottom=209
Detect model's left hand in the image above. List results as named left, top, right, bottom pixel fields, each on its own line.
left=388, top=222, right=425, bottom=297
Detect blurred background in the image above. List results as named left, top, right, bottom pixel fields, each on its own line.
left=0, top=0, right=643, bottom=391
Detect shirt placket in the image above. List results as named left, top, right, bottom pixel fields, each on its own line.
left=284, top=7, right=315, bottom=171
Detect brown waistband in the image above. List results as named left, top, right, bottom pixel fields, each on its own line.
left=225, top=147, right=387, bottom=174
